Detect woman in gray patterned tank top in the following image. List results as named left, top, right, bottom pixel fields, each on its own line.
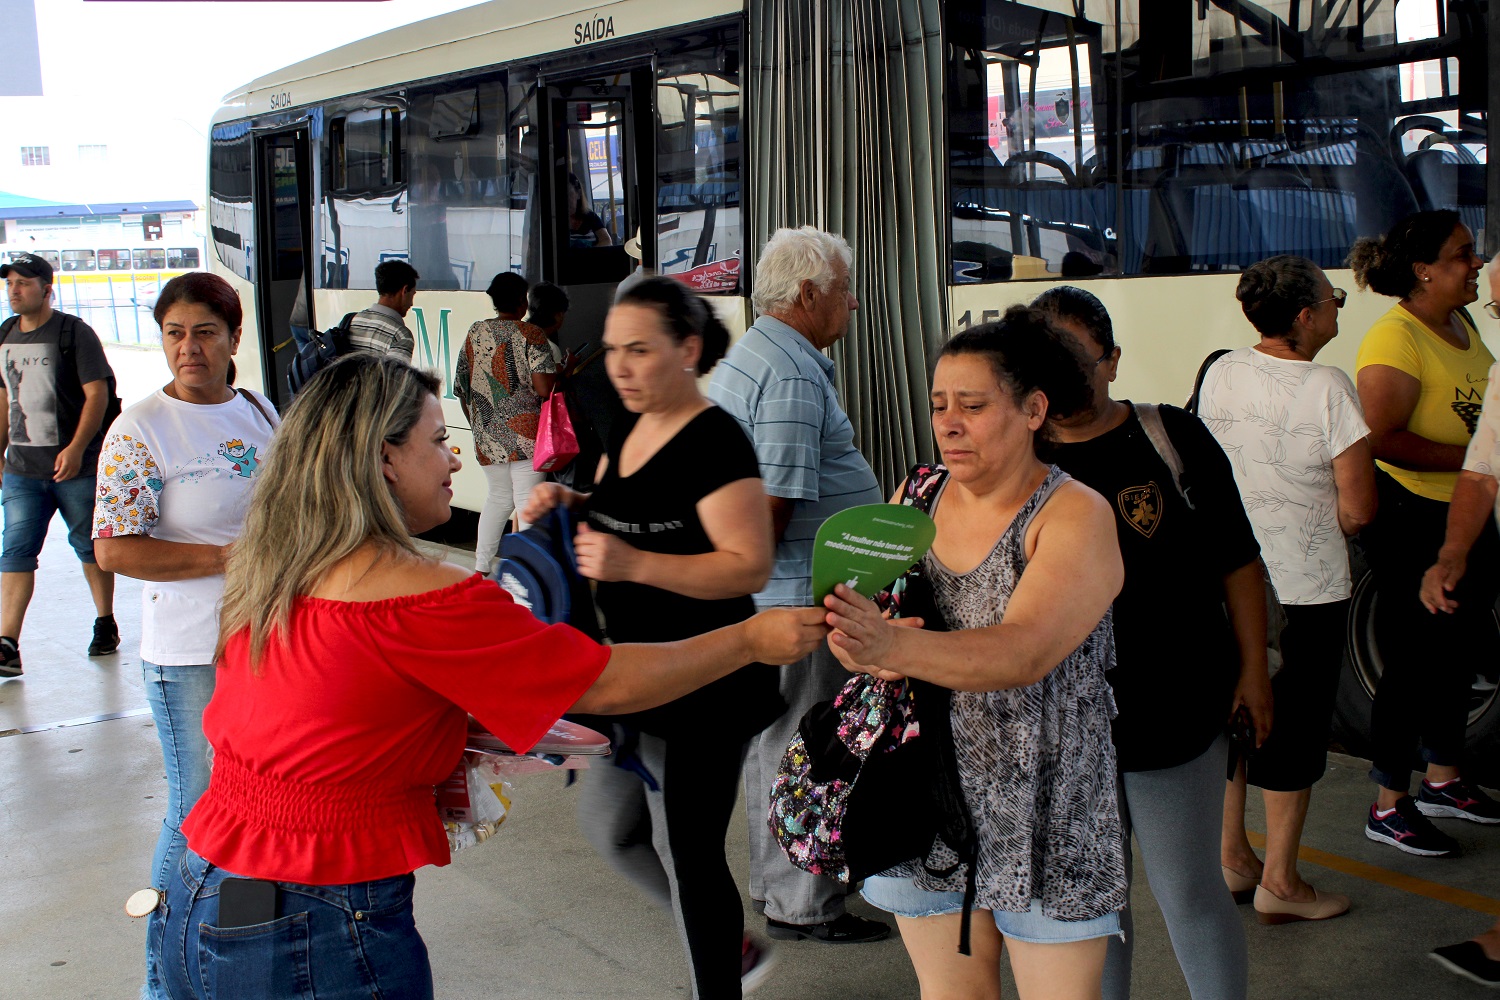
left=823, top=307, right=1128, bottom=1000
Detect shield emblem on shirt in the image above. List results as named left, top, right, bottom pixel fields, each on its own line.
left=1118, top=482, right=1163, bottom=539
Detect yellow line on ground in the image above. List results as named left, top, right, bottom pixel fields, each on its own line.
left=1247, top=830, right=1500, bottom=916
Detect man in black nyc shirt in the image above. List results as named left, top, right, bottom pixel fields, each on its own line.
left=0, top=254, right=119, bottom=676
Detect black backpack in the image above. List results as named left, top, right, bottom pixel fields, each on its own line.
left=286, top=312, right=356, bottom=396
left=0, top=313, right=123, bottom=438
left=493, top=507, right=603, bottom=641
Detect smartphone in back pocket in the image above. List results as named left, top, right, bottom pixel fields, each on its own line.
left=217, top=877, right=278, bottom=928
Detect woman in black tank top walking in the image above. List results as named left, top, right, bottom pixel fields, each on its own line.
left=523, top=277, right=780, bottom=997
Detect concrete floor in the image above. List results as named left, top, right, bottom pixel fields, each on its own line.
left=0, top=345, right=1496, bottom=998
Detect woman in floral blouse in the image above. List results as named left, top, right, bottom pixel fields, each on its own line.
left=455, top=272, right=557, bottom=574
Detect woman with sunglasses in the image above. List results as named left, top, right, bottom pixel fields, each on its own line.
left=1349, top=211, right=1500, bottom=857
left=1199, top=255, right=1376, bottom=924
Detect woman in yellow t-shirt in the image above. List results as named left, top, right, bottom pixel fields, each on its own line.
left=1350, top=209, right=1500, bottom=858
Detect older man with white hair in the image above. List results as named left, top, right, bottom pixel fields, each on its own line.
left=708, top=226, right=890, bottom=944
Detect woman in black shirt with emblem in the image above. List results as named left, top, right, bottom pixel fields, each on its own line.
left=523, top=276, right=779, bottom=998
left=1032, top=286, right=1270, bottom=1000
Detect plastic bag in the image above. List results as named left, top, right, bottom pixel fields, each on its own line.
left=438, top=750, right=597, bottom=854
left=439, top=752, right=517, bottom=853
left=533, top=391, right=580, bottom=473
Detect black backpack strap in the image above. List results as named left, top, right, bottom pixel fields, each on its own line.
left=1134, top=403, right=1192, bottom=509
left=331, top=312, right=357, bottom=352
left=898, top=462, right=979, bottom=955
left=1185, top=349, right=1231, bottom=417
left=237, top=389, right=276, bottom=430
left=0, top=314, right=18, bottom=346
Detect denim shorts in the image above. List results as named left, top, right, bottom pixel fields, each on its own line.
left=153, top=848, right=433, bottom=1000
left=0, top=470, right=98, bottom=571
left=861, top=875, right=1123, bottom=945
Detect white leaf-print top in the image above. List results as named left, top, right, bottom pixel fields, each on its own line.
left=1199, top=347, right=1370, bottom=605
left=92, top=388, right=277, bottom=665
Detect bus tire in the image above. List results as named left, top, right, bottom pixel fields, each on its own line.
left=1333, top=566, right=1500, bottom=786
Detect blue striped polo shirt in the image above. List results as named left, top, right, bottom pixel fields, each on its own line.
left=707, top=315, right=883, bottom=608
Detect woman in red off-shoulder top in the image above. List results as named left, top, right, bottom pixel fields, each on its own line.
left=149, top=355, right=826, bottom=1000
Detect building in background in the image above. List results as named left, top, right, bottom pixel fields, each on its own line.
left=0, top=0, right=203, bottom=341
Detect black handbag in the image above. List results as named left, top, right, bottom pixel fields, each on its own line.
left=769, top=464, right=980, bottom=953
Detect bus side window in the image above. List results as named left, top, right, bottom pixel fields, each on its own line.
left=654, top=26, right=743, bottom=294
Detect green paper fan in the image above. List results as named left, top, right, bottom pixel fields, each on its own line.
left=810, top=504, right=936, bottom=604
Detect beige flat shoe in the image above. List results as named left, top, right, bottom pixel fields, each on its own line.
left=1254, top=884, right=1351, bottom=924
left=1222, top=865, right=1258, bottom=904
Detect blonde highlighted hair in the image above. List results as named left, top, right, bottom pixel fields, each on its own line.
left=216, top=354, right=440, bottom=665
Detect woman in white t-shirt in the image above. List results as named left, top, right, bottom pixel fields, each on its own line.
left=1199, top=255, right=1376, bottom=925
left=1421, top=259, right=1500, bottom=614
left=91, top=272, right=278, bottom=998
left=1419, top=259, right=1500, bottom=988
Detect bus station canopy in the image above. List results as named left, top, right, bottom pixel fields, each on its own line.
left=0, top=196, right=198, bottom=221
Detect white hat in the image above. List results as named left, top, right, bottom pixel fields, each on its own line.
left=623, top=229, right=642, bottom=260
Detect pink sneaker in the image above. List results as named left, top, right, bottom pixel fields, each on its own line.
left=741, top=935, right=778, bottom=994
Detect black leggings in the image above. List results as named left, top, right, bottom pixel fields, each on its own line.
left=1247, top=601, right=1349, bottom=792
left=1361, top=470, right=1500, bottom=791
left=576, top=731, right=748, bottom=1000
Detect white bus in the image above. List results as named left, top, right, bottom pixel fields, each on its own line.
left=208, top=0, right=1494, bottom=759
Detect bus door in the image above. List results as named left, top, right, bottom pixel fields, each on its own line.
left=253, top=127, right=313, bottom=410
left=540, top=70, right=654, bottom=352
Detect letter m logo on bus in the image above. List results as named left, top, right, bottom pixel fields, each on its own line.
left=410, top=306, right=456, bottom=400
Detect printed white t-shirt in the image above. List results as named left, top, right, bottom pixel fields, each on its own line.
left=1461, top=360, right=1500, bottom=521
left=1198, top=347, right=1370, bottom=605
left=92, top=388, right=278, bottom=665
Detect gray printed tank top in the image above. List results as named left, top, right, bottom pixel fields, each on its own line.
left=907, top=463, right=1127, bottom=921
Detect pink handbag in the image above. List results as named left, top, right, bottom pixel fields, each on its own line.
left=533, top=392, right=580, bottom=472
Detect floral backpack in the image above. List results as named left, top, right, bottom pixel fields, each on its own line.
left=769, top=465, right=981, bottom=953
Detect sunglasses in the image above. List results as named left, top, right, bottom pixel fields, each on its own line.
left=1310, top=288, right=1347, bottom=310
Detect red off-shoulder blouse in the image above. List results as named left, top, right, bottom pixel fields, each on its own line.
left=183, top=574, right=610, bottom=885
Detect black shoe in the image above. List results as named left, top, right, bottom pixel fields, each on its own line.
left=765, top=913, right=891, bottom=944
left=88, top=616, right=120, bottom=656
left=1364, top=797, right=1461, bottom=857
left=1417, top=777, right=1500, bottom=825
left=0, top=636, right=19, bottom=677
left=1430, top=940, right=1500, bottom=987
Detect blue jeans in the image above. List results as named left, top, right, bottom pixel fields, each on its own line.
left=144, top=661, right=217, bottom=889
left=860, top=880, right=1122, bottom=945
left=156, top=849, right=432, bottom=1000
left=143, top=660, right=216, bottom=999
left=0, top=470, right=99, bottom=571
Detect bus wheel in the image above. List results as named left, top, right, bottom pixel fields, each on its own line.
left=1332, top=568, right=1500, bottom=785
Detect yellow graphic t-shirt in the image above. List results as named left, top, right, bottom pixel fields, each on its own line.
left=1355, top=303, right=1494, bottom=502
